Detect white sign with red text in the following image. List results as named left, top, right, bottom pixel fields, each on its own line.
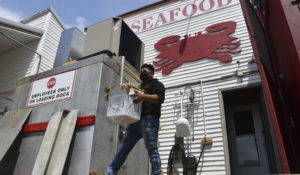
left=27, top=70, right=76, bottom=107
left=128, top=0, right=238, bottom=33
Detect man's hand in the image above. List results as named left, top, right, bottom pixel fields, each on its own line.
left=120, top=83, right=128, bottom=89
left=131, top=90, right=160, bottom=104
left=131, top=90, right=144, bottom=103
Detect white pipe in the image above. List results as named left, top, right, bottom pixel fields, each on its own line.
left=200, top=80, right=207, bottom=138
left=120, top=56, right=125, bottom=84
left=180, top=91, right=184, bottom=119
left=173, top=93, right=178, bottom=123
left=114, top=56, right=125, bottom=155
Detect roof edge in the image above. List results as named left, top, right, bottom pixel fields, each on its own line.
left=21, top=7, right=66, bottom=30
left=0, top=17, right=44, bottom=37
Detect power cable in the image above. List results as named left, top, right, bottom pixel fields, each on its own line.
left=167, top=144, right=186, bottom=175
left=0, top=31, right=42, bottom=74
left=185, top=0, right=197, bottom=36
left=167, top=142, right=206, bottom=175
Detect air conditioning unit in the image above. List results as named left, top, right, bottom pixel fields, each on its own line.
left=83, top=17, right=144, bottom=71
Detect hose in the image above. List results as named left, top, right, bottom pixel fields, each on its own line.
left=196, top=144, right=206, bottom=168
left=167, top=142, right=206, bottom=175
left=167, top=144, right=186, bottom=175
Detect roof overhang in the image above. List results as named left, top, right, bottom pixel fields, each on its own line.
left=0, top=17, right=43, bottom=54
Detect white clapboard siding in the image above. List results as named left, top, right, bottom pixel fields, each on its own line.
left=0, top=40, right=39, bottom=92
left=22, top=13, right=48, bottom=76
left=0, top=40, right=40, bottom=111
left=38, top=15, right=63, bottom=72
left=0, top=9, right=64, bottom=116
left=124, top=1, right=261, bottom=174
left=24, top=14, right=47, bottom=30
left=23, top=11, right=64, bottom=73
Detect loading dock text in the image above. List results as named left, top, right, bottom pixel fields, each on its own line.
left=27, top=70, right=76, bottom=107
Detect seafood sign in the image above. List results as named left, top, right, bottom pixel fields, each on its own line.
left=153, top=21, right=241, bottom=75
left=128, top=0, right=238, bottom=33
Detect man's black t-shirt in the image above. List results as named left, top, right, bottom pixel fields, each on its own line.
left=140, top=78, right=165, bottom=118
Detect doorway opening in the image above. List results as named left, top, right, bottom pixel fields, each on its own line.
left=222, top=86, right=279, bottom=175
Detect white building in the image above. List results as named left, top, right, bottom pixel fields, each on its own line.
left=0, top=7, right=66, bottom=117
left=0, top=1, right=289, bottom=174
left=122, top=0, right=283, bottom=174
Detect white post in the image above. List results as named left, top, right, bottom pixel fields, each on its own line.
left=120, top=56, right=125, bottom=84
left=114, top=56, right=125, bottom=155
left=200, top=80, right=207, bottom=138
left=180, top=91, right=184, bottom=119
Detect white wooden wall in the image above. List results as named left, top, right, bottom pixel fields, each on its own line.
left=24, top=14, right=47, bottom=30
left=0, top=41, right=39, bottom=116
left=0, top=10, right=64, bottom=117
left=124, top=1, right=261, bottom=174
left=24, top=12, right=64, bottom=74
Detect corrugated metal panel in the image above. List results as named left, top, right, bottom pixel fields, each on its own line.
left=124, top=1, right=261, bottom=174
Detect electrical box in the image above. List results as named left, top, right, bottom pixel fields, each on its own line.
left=106, top=86, right=142, bottom=126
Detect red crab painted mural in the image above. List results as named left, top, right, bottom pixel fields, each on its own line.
left=153, top=21, right=241, bottom=75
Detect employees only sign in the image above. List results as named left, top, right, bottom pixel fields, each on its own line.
left=27, top=70, right=76, bottom=107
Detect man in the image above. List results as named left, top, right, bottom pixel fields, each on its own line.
left=102, top=63, right=165, bottom=175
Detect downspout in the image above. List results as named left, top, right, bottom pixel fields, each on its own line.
left=239, top=0, right=290, bottom=173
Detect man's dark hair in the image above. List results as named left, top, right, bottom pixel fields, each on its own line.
left=141, top=63, right=154, bottom=73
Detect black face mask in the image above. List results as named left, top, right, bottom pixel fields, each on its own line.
left=140, top=71, right=150, bottom=82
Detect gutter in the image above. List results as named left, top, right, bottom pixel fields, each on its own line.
left=0, top=17, right=43, bottom=37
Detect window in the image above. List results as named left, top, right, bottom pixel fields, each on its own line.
left=234, top=110, right=260, bottom=165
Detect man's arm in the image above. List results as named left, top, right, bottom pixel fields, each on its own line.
left=131, top=91, right=159, bottom=104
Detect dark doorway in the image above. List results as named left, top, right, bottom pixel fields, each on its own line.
left=222, top=86, right=278, bottom=174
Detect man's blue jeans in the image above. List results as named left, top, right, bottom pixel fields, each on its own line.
left=105, top=115, right=161, bottom=175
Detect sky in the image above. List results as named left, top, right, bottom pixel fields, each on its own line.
left=0, top=0, right=162, bottom=31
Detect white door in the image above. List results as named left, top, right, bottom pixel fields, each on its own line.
left=227, top=103, right=270, bottom=175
